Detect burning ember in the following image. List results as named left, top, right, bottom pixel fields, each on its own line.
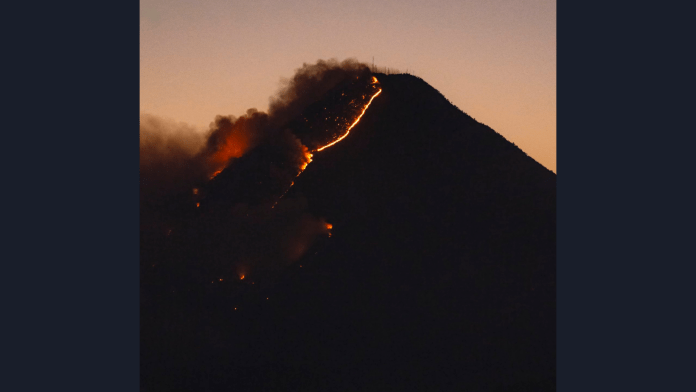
left=300, top=147, right=313, bottom=173
left=209, top=169, right=223, bottom=179
left=326, top=222, right=333, bottom=237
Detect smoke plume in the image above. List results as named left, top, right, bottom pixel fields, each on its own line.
left=140, top=58, right=373, bottom=281
left=268, top=58, right=371, bottom=127
left=139, top=114, right=207, bottom=202
left=197, top=109, right=271, bottom=178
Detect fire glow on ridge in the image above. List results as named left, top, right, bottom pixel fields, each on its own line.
left=271, top=76, right=382, bottom=208
left=315, top=80, right=382, bottom=152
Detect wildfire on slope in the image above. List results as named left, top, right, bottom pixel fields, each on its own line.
left=141, top=60, right=384, bottom=289
left=209, top=170, right=223, bottom=180
left=315, top=87, right=382, bottom=152
left=326, top=222, right=333, bottom=237
left=269, top=76, right=382, bottom=208
left=299, top=145, right=313, bottom=172
left=228, top=76, right=380, bottom=278
left=295, top=76, right=381, bottom=172
left=201, top=111, right=271, bottom=180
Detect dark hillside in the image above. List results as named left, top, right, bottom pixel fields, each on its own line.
left=141, top=73, right=555, bottom=391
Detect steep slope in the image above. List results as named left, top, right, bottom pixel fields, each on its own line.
left=141, top=73, right=556, bottom=392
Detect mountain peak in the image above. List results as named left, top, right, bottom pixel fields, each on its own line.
left=141, top=71, right=556, bottom=391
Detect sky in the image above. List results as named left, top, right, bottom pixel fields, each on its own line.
left=140, top=0, right=556, bottom=172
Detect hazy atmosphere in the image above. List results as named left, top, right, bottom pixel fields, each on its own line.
left=140, top=0, right=556, bottom=172
left=140, top=3, right=556, bottom=389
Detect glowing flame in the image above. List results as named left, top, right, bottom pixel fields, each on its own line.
left=196, top=202, right=200, bottom=208
left=299, top=147, right=313, bottom=173
left=206, top=123, right=252, bottom=178
left=239, top=274, right=245, bottom=280
left=270, top=78, right=381, bottom=209
left=271, top=146, right=313, bottom=208
left=209, top=169, right=222, bottom=179
left=315, top=88, right=382, bottom=152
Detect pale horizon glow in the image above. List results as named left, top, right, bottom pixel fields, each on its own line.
left=141, top=0, right=556, bottom=172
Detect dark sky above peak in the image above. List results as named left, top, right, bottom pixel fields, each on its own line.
left=140, top=0, right=556, bottom=172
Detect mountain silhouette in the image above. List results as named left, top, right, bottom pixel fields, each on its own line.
left=141, top=73, right=556, bottom=391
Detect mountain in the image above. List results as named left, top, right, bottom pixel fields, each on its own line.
left=140, top=73, right=556, bottom=391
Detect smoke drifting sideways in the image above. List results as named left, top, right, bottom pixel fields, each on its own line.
left=140, top=59, right=370, bottom=281
left=139, top=114, right=206, bottom=203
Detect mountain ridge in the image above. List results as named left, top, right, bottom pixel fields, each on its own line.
left=141, top=72, right=556, bottom=391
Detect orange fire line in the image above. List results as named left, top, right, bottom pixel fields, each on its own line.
left=315, top=88, right=382, bottom=152
left=270, top=81, right=381, bottom=209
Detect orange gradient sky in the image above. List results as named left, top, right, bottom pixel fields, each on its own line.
left=140, top=0, right=556, bottom=172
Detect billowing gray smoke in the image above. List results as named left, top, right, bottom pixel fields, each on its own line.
left=140, top=59, right=370, bottom=201
left=139, top=114, right=207, bottom=202
left=268, top=58, right=371, bottom=128
left=140, top=58, right=371, bottom=279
